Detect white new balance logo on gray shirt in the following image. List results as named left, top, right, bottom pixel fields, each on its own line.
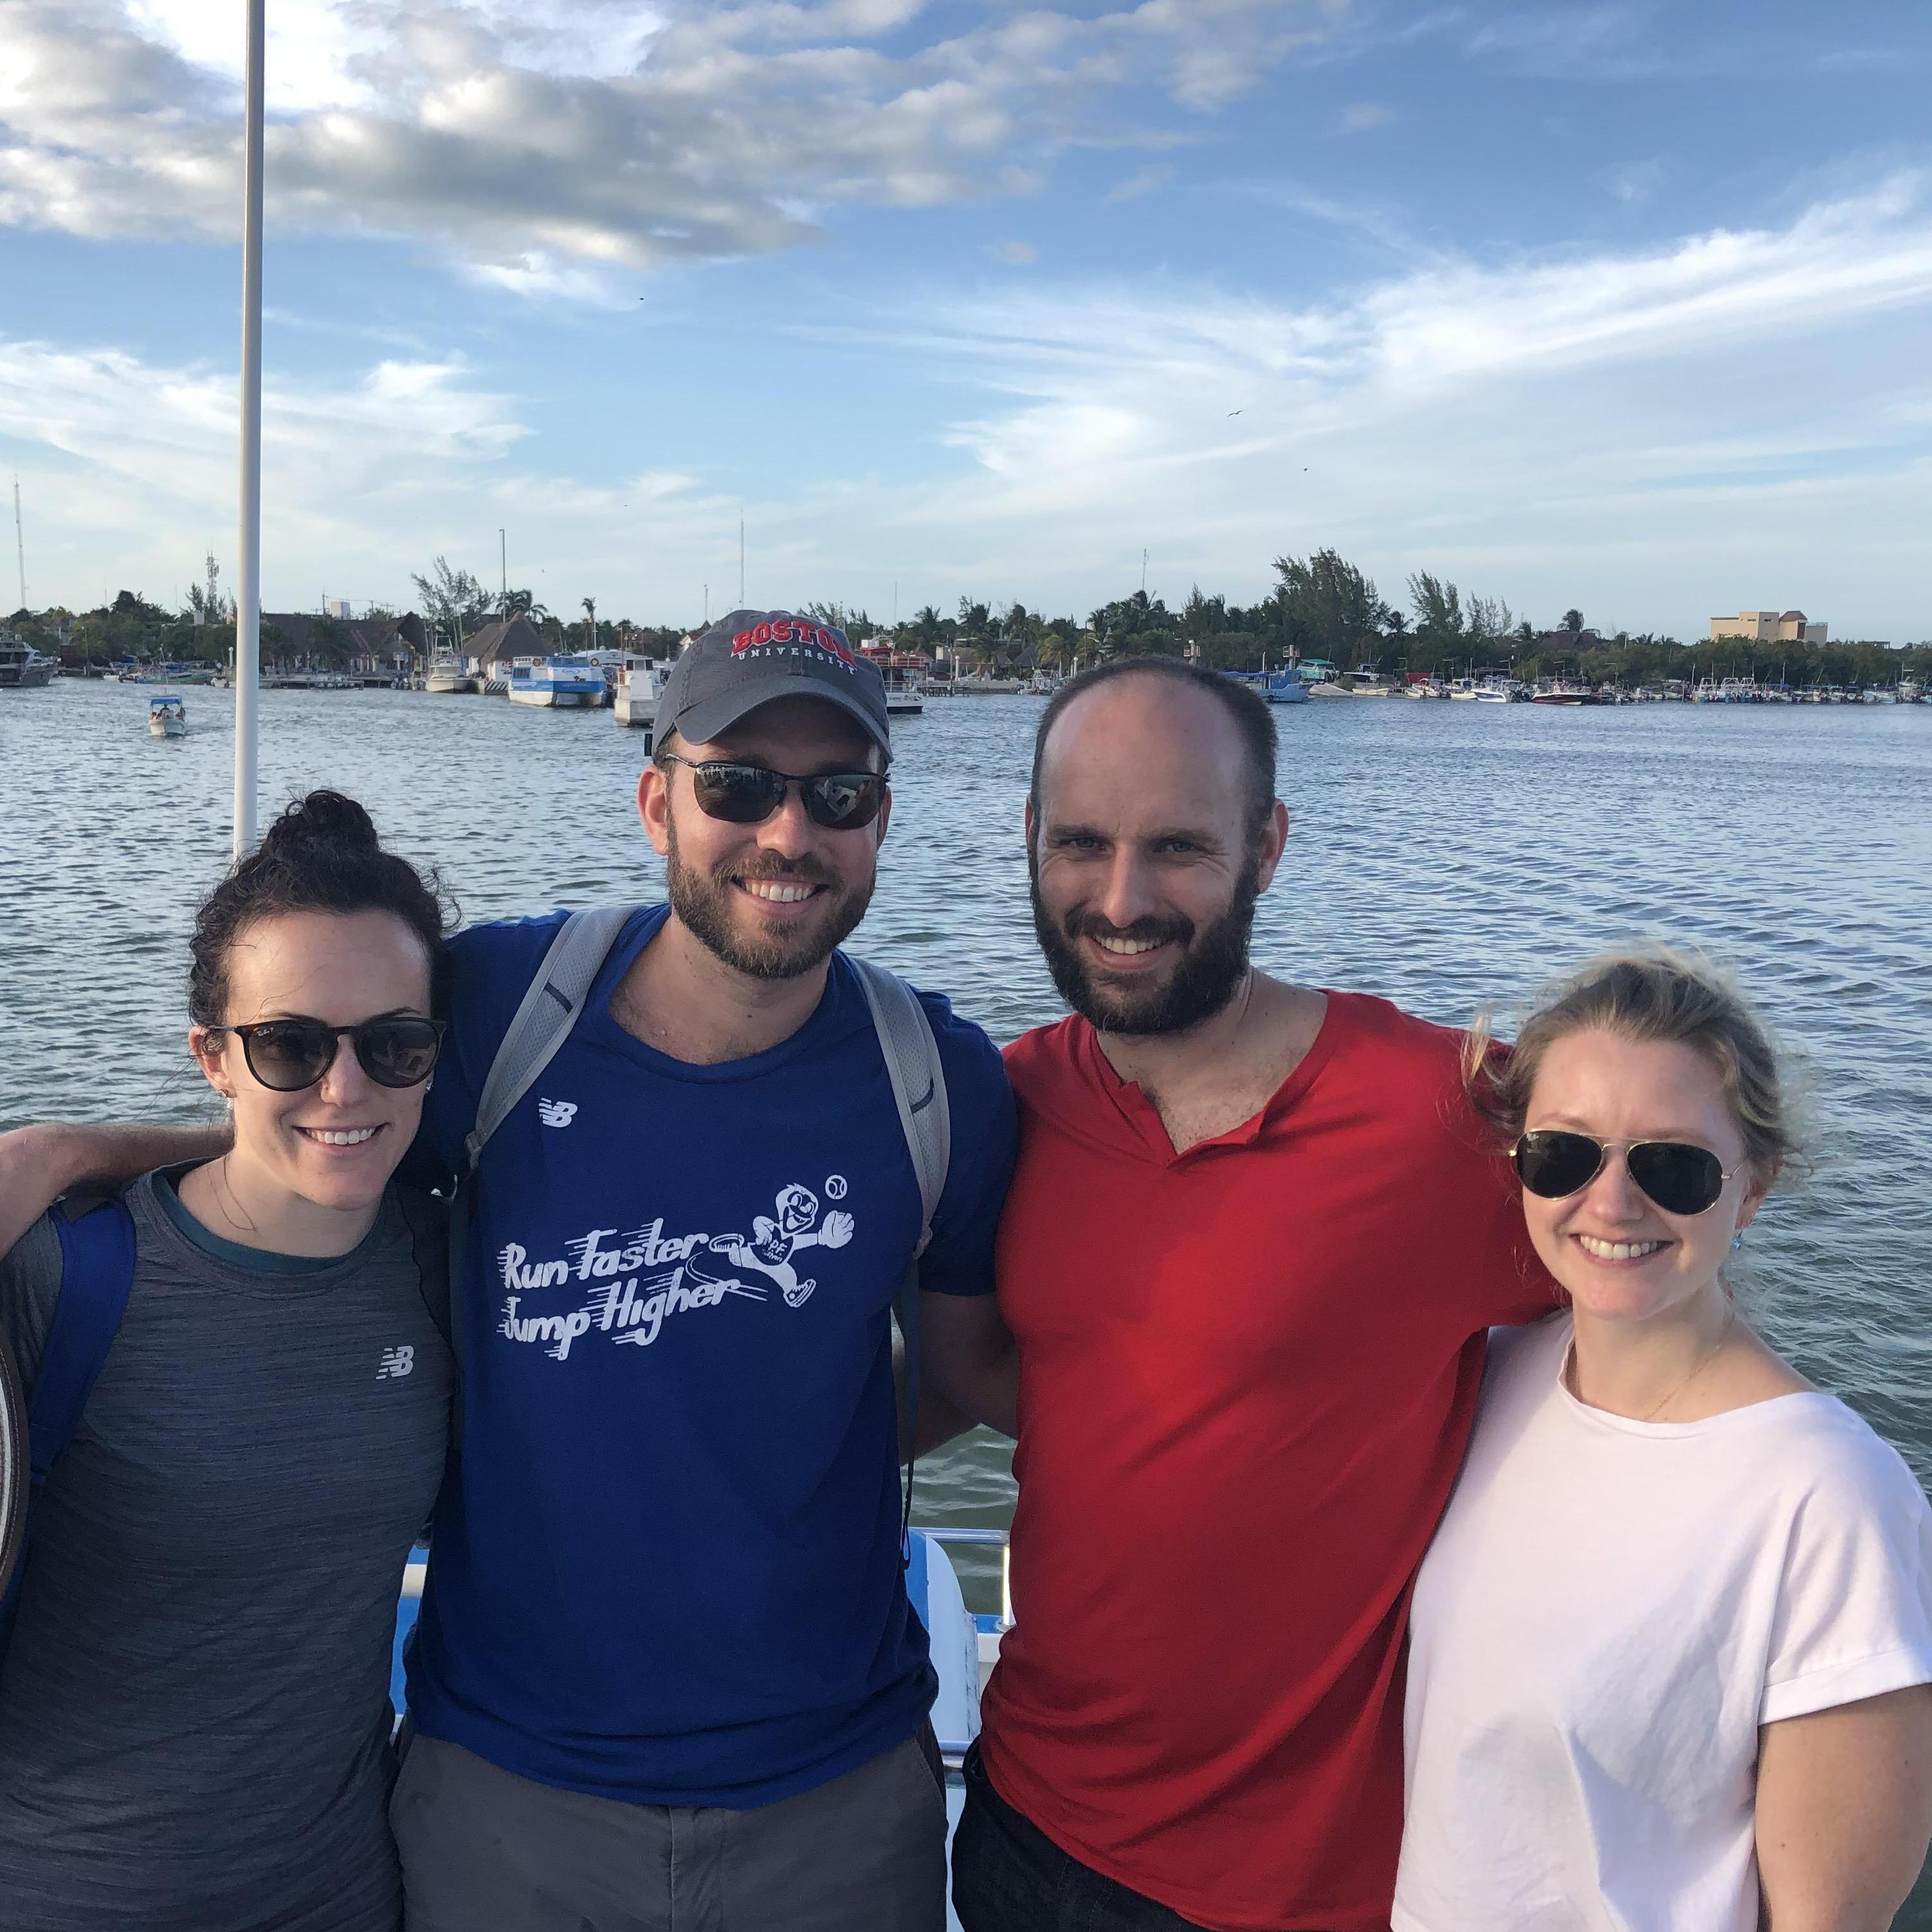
left=377, top=1346, right=415, bottom=1380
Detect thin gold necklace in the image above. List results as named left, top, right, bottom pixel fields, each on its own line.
left=1566, top=1309, right=1737, bottom=1423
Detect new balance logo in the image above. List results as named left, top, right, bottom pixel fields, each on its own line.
left=538, top=1099, right=577, bottom=1128
left=377, top=1346, right=415, bottom=1380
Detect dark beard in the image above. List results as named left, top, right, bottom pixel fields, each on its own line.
left=665, top=815, right=874, bottom=981
left=1030, top=851, right=1261, bottom=1036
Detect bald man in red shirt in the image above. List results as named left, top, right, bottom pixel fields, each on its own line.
left=952, top=658, right=1549, bottom=1932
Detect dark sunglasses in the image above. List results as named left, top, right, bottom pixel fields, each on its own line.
left=659, top=754, right=886, bottom=831
left=1513, top=1129, right=1742, bottom=1218
left=218, top=1017, right=446, bottom=1093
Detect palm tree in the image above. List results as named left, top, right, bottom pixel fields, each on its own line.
left=582, top=596, right=597, bottom=650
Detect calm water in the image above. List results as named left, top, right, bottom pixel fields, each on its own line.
left=4, top=678, right=1931, bottom=1908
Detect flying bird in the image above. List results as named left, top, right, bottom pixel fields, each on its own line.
left=1227, top=408, right=1244, bottom=416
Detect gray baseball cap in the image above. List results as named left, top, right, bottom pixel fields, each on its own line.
left=657, top=609, right=891, bottom=758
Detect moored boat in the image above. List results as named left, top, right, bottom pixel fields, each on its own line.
left=861, top=643, right=931, bottom=715
left=0, top=633, right=57, bottom=688
left=507, top=654, right=606, bottom=708
left=613, top=653, right=673, bottom=729
left=1223, top=667, right=1310, bottom=705
left=424, top=645, right=475, bottom=695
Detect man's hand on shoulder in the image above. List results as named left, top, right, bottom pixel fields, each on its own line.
left=0, top=1121, right=230, bottom=1258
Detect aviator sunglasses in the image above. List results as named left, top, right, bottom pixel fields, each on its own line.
left=658, top=754, right=886, bottom=831
left=1512, top=1130, right=1743, bottom=1218
left=215, top=1017, right=446, bottom=1093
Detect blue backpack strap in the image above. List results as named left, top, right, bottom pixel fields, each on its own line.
left=30, top=1200, right=138, bottom=1491
left=1, top=1197, right=136, bottom=1650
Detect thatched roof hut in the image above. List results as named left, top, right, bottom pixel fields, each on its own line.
left=463, top=614, right=549, bottom=669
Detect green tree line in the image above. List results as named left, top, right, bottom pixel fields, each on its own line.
left=13, top=543, right=1926, bottom=689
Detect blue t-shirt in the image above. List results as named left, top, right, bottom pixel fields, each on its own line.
left=402, top=906, right=1017, bottom=1807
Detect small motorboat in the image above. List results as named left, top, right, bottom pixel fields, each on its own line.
left=148, top=695, right=189, bottom=737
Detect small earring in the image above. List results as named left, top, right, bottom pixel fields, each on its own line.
left=1731, top=1232, right=1744, bottom=1252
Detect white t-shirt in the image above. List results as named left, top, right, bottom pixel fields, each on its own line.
left=1395, top=1312, right=1932, bottom=1932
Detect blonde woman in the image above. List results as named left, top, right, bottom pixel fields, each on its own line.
left=1396, top=949, right=1932, bottom=1931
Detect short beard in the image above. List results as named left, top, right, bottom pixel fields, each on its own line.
left=1030, top=848, right=1261, bottom=1037
left=665, top=812, right=874, bottom=981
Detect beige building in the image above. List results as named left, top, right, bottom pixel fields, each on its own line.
left=1708, top=609, right=1827, bottom=644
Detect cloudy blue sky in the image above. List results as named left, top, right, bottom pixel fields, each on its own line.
left=1, top=0, right=1928, bottom=639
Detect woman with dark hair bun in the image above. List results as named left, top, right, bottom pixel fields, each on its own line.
left=0, top=791, right=455, bottom=1932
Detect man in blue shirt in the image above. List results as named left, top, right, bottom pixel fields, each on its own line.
left=2, top=613, right=1019, bottom=1931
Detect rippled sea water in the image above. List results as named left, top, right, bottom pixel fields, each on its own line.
left=4, top=678, right=1930, bottom=1913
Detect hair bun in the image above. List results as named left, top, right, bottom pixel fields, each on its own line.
left=258, top=789, right=382, bottom=859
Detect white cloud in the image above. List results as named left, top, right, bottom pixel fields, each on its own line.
left=8, top=175, right=1931, bottom=641
left=0, top=0, right=1344, bottom=285
left=991, top=239, right=1039, bottom=265
left=1104, top=163, right=1175, bottom=204
left=847, top=175, right=1932, bottom=637
left=1605, top=158, right=1665, bottom=205
left=1339, top=100, right=1394, bottom=131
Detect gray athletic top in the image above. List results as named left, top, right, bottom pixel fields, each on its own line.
left=0, top=1170, right=453, bottom=1932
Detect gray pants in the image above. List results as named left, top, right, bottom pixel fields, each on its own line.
left=391, top=1730, right=947, bottom=1932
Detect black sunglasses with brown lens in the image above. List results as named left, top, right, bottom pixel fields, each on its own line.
left=215, top=1017, right=446, bottom=1093
left=658, top=754, right=887, bottom=831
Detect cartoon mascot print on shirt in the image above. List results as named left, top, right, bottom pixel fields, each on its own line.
left=703, top=1184, right=854, bottom=1308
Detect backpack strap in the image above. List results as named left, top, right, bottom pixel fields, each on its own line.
left=392, top=1189, right=452, bottom=1352
left=847, top=958, right=952, bottom=1480
left=1, top=1197, right=137, bottom=1646
left=33, top=1201, right=138, bottom=1491
left=448, top=908, right=639, bottom=1378
left=0, top=1330, right=25, bottom=1602
left=465, top=908, right=636, bottom=1173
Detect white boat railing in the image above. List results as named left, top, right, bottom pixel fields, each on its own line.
left=919, top=1524, right=1013, bottom=1631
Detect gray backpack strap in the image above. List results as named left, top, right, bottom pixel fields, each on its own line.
left=848, top=957, right=951, bottom=1471
left=466, top=907, right=635, bottom=1171
left=446, top=908, right=637, bottom=1392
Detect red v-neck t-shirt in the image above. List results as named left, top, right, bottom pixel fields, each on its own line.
left=979, top=992, right=1552, bottom=1932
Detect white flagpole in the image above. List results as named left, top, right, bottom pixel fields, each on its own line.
left=233, top=0, right=266, bottom=857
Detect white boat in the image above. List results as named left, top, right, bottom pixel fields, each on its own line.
left=1473, top=678, right=1524, bottom=703
left=507, top=654, right=606, bottom=708
left=148, top=695, right=188, bottom=737
left=1531, top=681, right=1591, bottom=706
left=861, top=644, right=930, bottom=716
left=613, top=654, right=673, bottom=730
left=1346, top=671, right=1398, bottom=697
left=0, top=635, right=57, bottom=688
left=424, top=647, right=475, bottom=695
